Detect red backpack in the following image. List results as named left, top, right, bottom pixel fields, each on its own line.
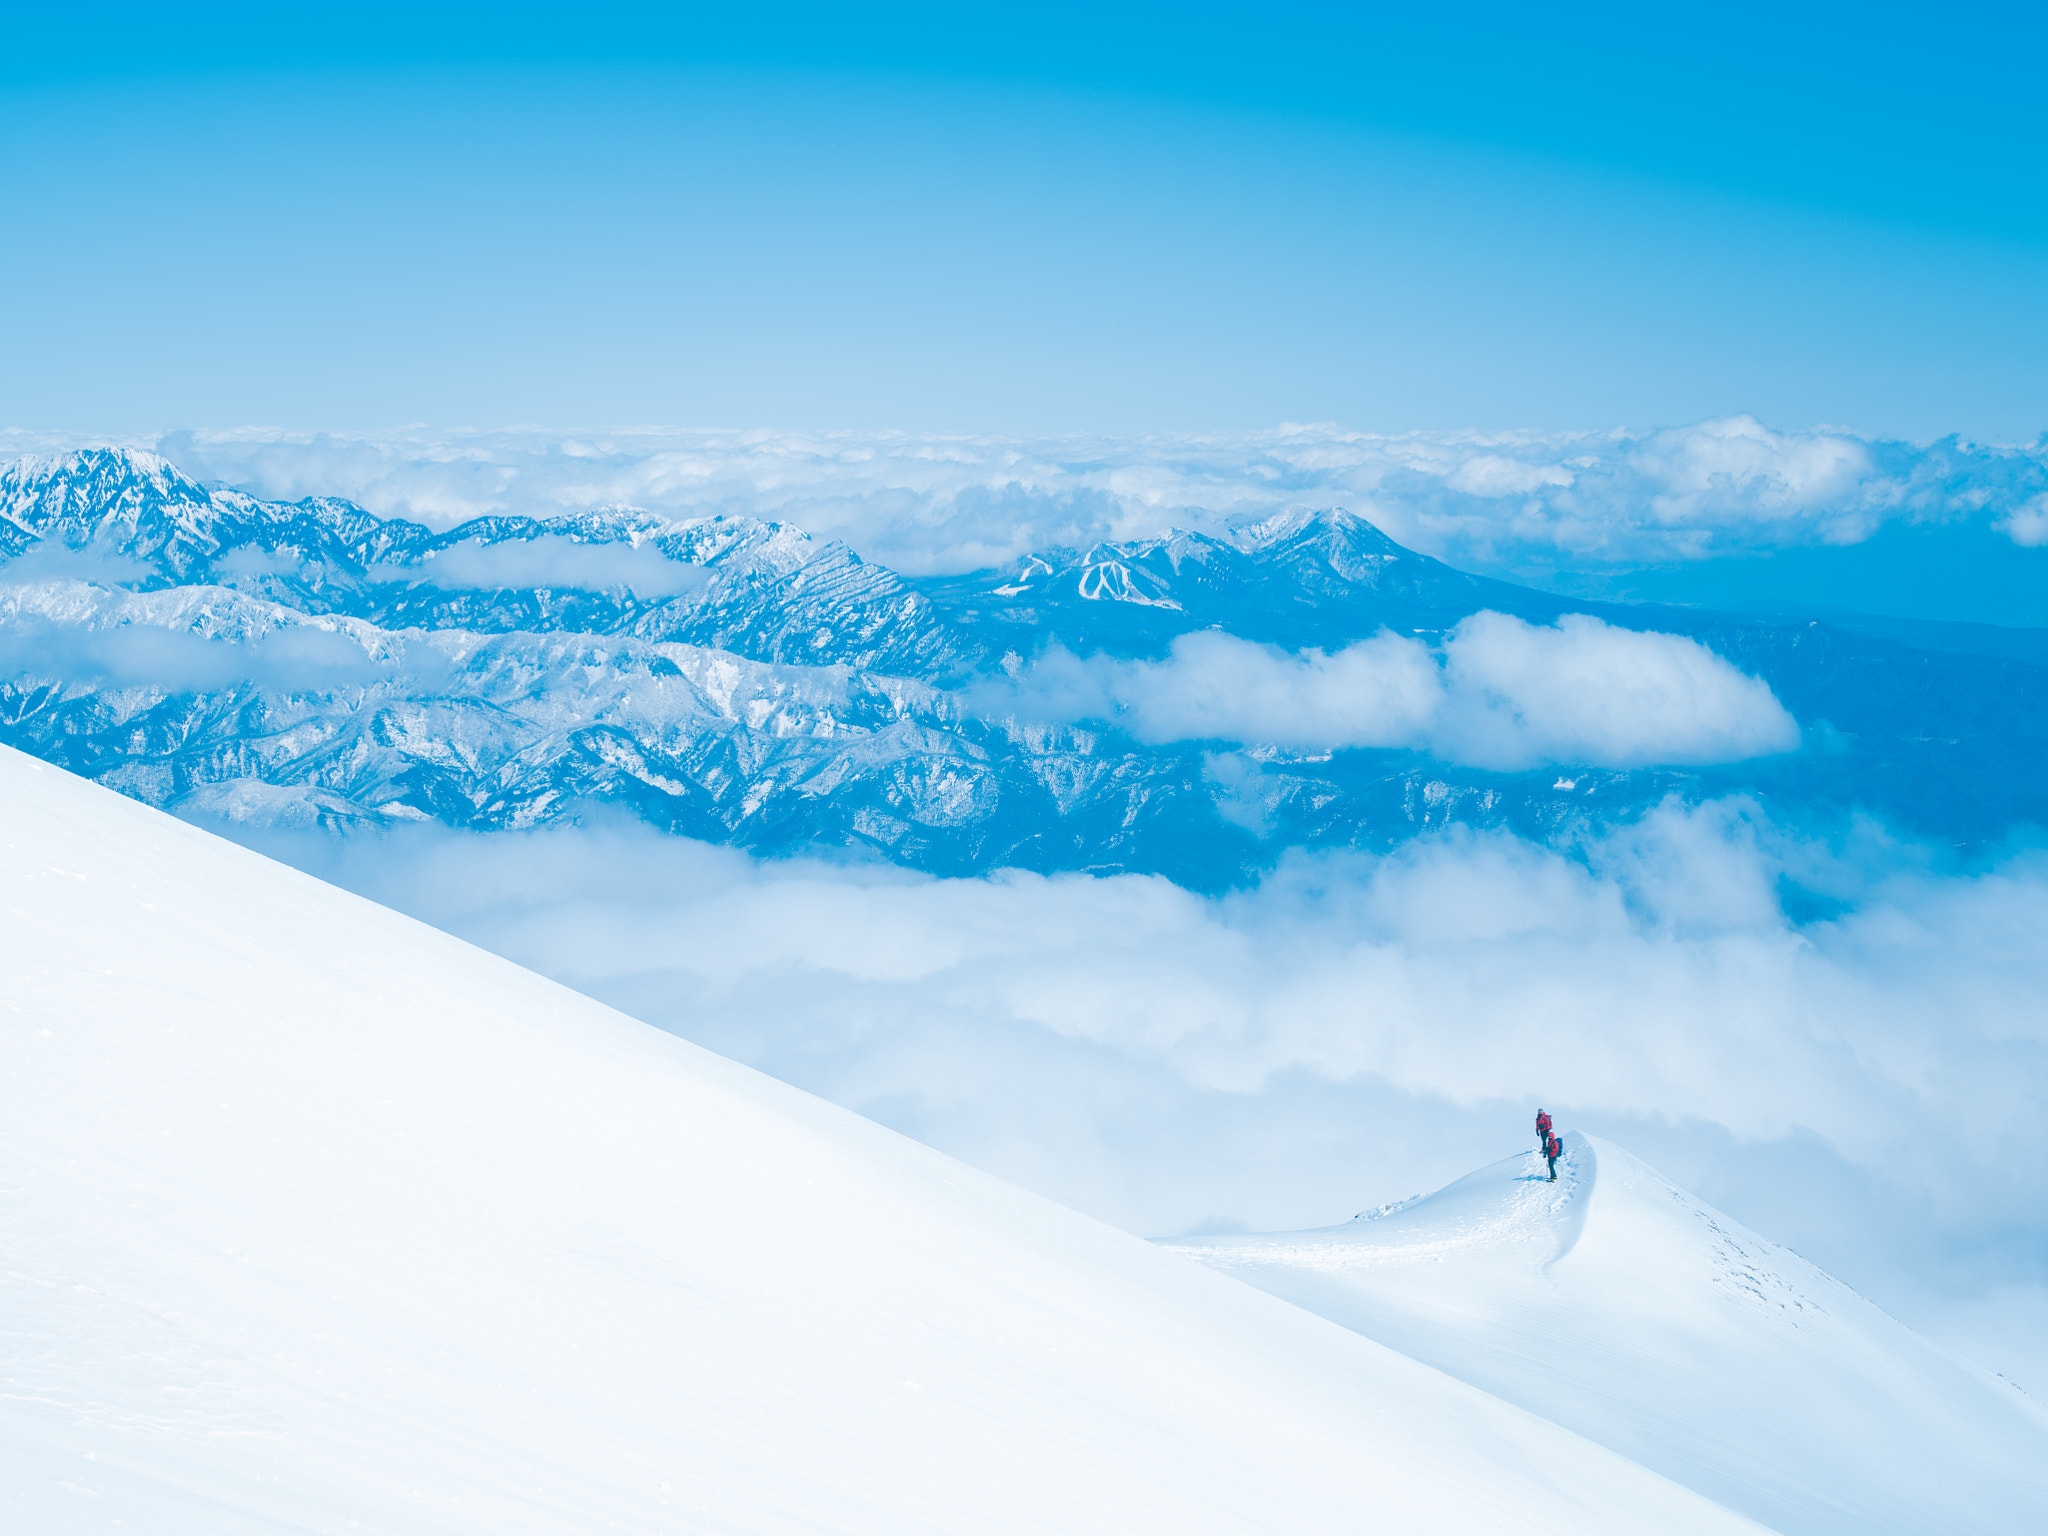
left=1536, top=1111, right=1553, bottom=1135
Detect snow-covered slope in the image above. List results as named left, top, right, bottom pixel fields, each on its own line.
left=1170, top=1133, right=2048, bottom=1536
left=0, top=748, right=1764, bottom=1535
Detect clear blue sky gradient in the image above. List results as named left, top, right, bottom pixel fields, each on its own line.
left=4, top=2, right=2046, bottom=436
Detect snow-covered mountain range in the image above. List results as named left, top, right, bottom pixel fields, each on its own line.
left=7, top=744, right=2041, bottom=1532
left=3, top=447, right=2043, bottom=885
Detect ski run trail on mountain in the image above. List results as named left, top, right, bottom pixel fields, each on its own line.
left=0, top=747, right=2037, bottom=1535
left=1170, top=1135, right=2048, bottom=1536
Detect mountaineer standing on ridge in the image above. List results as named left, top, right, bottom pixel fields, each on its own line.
left=1546, top=1132, right=1563, bottom=1182
left=1535, top=1107, right=1553, bottom=1153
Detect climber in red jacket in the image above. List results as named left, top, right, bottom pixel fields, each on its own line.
left=1546, top=1133, right=1563, bottom=1182
left=1535, top=1108, right=1553, bottom=1153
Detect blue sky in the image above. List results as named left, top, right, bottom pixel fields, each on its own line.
left=4, top=1, right=2047, bottom=437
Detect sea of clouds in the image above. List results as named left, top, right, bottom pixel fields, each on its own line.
left=213, top=796, right=2048, bottom=1391
left=8, top=416, right=2047, bottom=579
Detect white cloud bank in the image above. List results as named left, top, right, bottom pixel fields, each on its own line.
left=991, top=614, right=1800, bottom=768
left=1, top=415, right=2030, bottom=577
left=370, top=534, right=711, bottom=597
left=211, top=798, right=2048, bottom=1389
left=1994, top=492, right=2048, bottom=548
left=0, top=588, right=399, bottom=693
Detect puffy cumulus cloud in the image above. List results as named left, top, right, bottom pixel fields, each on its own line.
left=1994, top=492, right=2048, bottom=548
left=988, top=630, right=1442, bottom=752
left=200, top=799, right=2048, bottom=1386
left=369, top=534, right=711, bottom=597
left=110, top=417, right=2048, bottom=577
left=1435, top=613, right=1801, bottom=767
left=1622, top=416, right=1877, bottom=536
left=988, top=614, right=1799, bottom=769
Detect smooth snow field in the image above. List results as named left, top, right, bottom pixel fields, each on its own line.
left=1172, top=1134, right=2048, bottom=1536
left=0, top=746, right=1768, bottom=1534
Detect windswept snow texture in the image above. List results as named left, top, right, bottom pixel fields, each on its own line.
left=1170, top=1133, right=2048, bottom=1536
left=0, top=747, right=1765, bottom=1535
left=4, top=447, right=2048, bottom=885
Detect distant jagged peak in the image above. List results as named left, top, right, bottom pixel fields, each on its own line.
left=0, top=444, right=213, bottom=510
left=0, top=444, right=381, bottom=548
left=1230, top=504, right=1404, bottom=558
left=1226, top=505, right=1430, bottom=592
left=0, top=447, right=825, bottom=591
left=0, top=448, right=244, bottom=576
left=691, top=515, right=817, bottom=575
left=529, top=502, right=730, bottom=542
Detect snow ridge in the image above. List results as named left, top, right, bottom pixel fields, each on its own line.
left=1169, top=1132, right=2048, bottom=1536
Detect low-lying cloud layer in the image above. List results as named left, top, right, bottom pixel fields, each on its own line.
left=992, top=614, right=1800, bottom=768
left=370, top=534, right=711, bottom=597
left=210, top=798, right=2048, bottom=1390
left=0, top=608, right=395, bottom=693
left=3, top=416, right=2032, bottom=579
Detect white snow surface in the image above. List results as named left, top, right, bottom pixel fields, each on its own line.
left=0, top=747, right=1765, bottom=1535
left=1170, top=1133, right=2048, bottom=1536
